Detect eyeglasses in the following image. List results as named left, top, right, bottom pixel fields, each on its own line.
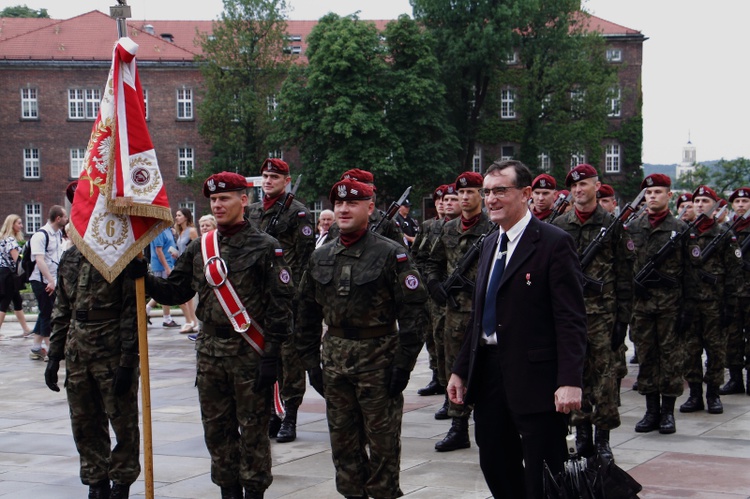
left=480, top=186, right=521, bottom=198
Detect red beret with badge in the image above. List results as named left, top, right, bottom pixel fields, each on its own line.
left=693, top=185, right=719, bottom=202
left=676, top=193, right=692, bottom=208
left=433, top=185, right=447, bottom=201
left=66, top=180, right=79, bottom=204
left=532, top=174, right=556, bottom=191
left=597, top=184, right=615, bottom=199
left=729, top=187, right=750, bottom=203
left=455, top=171, right=483, bottom=189
left=341, top=169, right=375, bottom=185
left=640, top=173, right=671, bottom=190
left=260, top=158, right=290, bottom=175
left=565, top=164, right=598, bottom=187
left=329, top=179, right=374, bottom=204
left=445, top=183, right=457, bottom=196
left=203, top=172, right=248, bottom=198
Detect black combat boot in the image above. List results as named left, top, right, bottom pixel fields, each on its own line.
left=575, top=423, right=595, bottom=457
left=110, top=483, right=130, bottom=499
left=679, top=382, right=705, bottom=413
left=719, top=367, right=745, bottom=395
left=635, top=393, right=661, bottom=433
left=434, top=393, right=449, bottom=420
left=88, top=481, right=111, bottom=499
left=268, top=413, right=282, bottom=439
left=435, top=416, right=471, bottom=452
left=220, top=484, right=243, bottom=499
left=659, top=396, right=676, bottom=434
left=244, top=489, right=264, bottom=499
left=595, top=428, right=614, bottom=463
left=706, top=384, right=724, bottom=414
left=418, top=371, right=446, bottom=396
left=276, top=404, right=298, bottom=443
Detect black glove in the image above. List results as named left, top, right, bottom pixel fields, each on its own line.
left=427, top=279, right=448, bottom=307
left=611, top=322, right=628, bottom=352
left=720, top=305, right=735, bottom=329
left=676, top=307, right=694, bottom=336
left=45, top=358, right=61, bottom=392
left=253, top=354, right=279, bottom=393
left=113, top=366, right=135, bottom=396
left=308, top=366, right=325, bottom=397
left=387, top=366, right=411, bottom=397
left=126, top=257, right=149, bottom=279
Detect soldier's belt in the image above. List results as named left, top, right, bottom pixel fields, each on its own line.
left=327, top=324, right=397, bottom=340
left=75, top=309, right=120, bottom=322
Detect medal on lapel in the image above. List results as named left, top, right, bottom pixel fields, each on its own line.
left=526, top=273, right=531, bottom=286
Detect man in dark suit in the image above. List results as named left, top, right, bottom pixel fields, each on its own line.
left=448, top=159, right=587, bottom=499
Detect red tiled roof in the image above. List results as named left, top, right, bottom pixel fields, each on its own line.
left=0, top=17, right=55, bottom=41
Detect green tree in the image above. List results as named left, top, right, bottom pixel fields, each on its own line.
left=196, top=0, right=291, bottom=178
left=710, top=157, right=750, bottom=194
left=0, top=5, right=49, bottom=17
left=674, top=163, right=712, bottom=193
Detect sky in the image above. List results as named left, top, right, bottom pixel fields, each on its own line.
left=2, top=0, right=749, bottom=165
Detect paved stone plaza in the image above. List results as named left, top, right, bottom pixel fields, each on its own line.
left=1, top=315, right=750, bottom=498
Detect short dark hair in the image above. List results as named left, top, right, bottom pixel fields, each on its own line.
left=484, top=160, right=532, bottom=188
left=48, top=205, right=65, bottom=222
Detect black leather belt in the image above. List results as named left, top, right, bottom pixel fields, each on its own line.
left=327, top=324, right=396, bottom=340
left=75, top=309, right=120, bottom=322
left=202, top=323, right=233, bottom=339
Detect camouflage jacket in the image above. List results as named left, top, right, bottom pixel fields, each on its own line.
left=296, top=230, right=428, bottom=373
left=146, top=222, right=294, bottom=357
left=326, top=210, right=406, bottom=247
left=553, top=204, right=635, bottom=320
left=424, top=212, right=493, bottom=313
left=734, top=222, right=750, bottom=297
left=684, top=221, right=742, bottom=305
left=246, top=197, right=315, bottom=281
left=628, top=214, right=688, bottom=311
left=48, top=246, right=138, bottom=367
left=411, top=218, right=444, bottom=272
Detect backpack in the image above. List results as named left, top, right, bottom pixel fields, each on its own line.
left=17, top=229, right=49, bottom=285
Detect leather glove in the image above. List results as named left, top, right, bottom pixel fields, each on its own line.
left=308, top=366, right=325, bottom=397
left=387, top=366, right=411, bottom=397
left=676, top=307, right=694, bottom=336
left=113, top=366, right=135, bottom=396
left=253, top=354, right=279, bottom=393
left=45, top=358, right=61, bottom=392
left=427, top=279, right=448, bottom=307
left=720, top=305, right=735, bottom=329
left=611, top=322, right=628, bottom=352
left=126, top=257, right=149, bottom=279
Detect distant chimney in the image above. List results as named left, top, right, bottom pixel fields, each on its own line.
left=142, top=24, right=155, bottom=35
left=160, top=33, right=174, bottom=43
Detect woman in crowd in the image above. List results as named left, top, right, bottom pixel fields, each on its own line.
left=171, top=208, right=200, bottom=333
left=198, top=214, right=217, bottom=235
left=0, top=214, right=33, bottom=339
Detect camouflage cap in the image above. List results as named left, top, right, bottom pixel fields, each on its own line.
left=203, top=172, right=247, bottom=198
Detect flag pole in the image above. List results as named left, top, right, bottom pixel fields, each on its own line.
left=109, top=3, right=155, bottom=499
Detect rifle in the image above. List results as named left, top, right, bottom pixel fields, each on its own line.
left=547, top=192, right=572, bottom=223
left=371, top=186, right=411, bottom=233
left=623, top=203, right=647, bottom=229
left=441, top=223, right=499, bottom=309
left=578, top=188, right=646, bottom=292
left=265, top=174, right=302, bottom=237
left=698, top=206, right=746, bottom=264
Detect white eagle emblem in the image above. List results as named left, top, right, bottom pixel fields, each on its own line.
left=207, top=179, right=216, bottom=192
left=337, top=185, right=347, bottom=198
left=646, top=177, right=653, bottom=186
left=572, top=171, right=580, bottom=181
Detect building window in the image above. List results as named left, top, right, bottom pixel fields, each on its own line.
left=68, top=88, right=100, bottom=119
left=571, top=152, right=586, bottom=168
left=70, top=148, right=86, bottom=178
left=538, top=152, right=551, bottom=172
left=283, top=45, right=302, bottom=55
left=605, top=144, right=621, bottom=173
left=501, top=146, right=514, bottom=161
left=23, top=148, right=40, bottom=178
left=287, top=34, right=302, bottom=42
left=178, top=147, right=194, bottom=177
left=178, top=201, right=195, bottom=220
left=267, top=95, right=278, bottom=116
left=607, top=87, right=621, bottom=118
left=177, top=88, right=193, bottom=120
left=21, top=88, right=38, bottom=119
left=570, top=88, right=585, bottom=114
left=606, top=48, right=622, bottom=62
left=505, top=50, right=518, bottom=65
left=501, top=89, right=516, bottom=119
left=25, top=203, right=42, bottom=234
left=472, top=147, right=482, bottom=173
left=142, top=88, right=149, bottom=120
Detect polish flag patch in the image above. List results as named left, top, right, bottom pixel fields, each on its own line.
left=275, top=248, right=284, bottom=257
left=396, top=253, right=408, bottom=262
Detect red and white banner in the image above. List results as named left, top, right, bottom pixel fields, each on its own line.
left=69, top=37, right=172, bottom=282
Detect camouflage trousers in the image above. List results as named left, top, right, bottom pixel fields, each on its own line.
left=279, top=333, right=306, bottom=408
left=613, top=343, right=628, bottom=381
left=65, top=355, right=140, bottom=486
left=684, top=301, right=726, bottom=387
left=725, top=297, right=750, bottom=370
left=631, top=307, right=684, bottom=397
left=444, top=309, right=472, bottom=418
left=571, top=313, right=620, bottom=430
left=322, top=365, right=404, bottom=498
left=432, top=302, right=447, bottom=387
left=196, top=351, right=272, bottom=493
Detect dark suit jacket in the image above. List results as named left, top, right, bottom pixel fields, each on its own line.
left=452, top=215, right=587, bottom=415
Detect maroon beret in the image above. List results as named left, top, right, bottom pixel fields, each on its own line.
left=729, top=187, right=750, bottom=203
left=565, top=164, right=599, bottom=187
left=676, top=193, right=692, bottom=208
left=66, top=181, right=78, bottom=204
left=693, top=185, right=719, bottom=202
left=597, top=184, right=615, bottom=199
left=445, top=183, right=457, bottom=196
left=532, top=174, right=557, bottom=190
left=641, top=173, right=671, bottom=190
left=203, top=172, right=248, bottom=198
left=341, top=169, right=375, bottom=185
left=433, top=184, right=448, bottom=201
left=329, top=179, right=374, bottom=204
left=718, top=198, right=728, bottom=208
left=455, top=171, right=483, bottom=189
left=558, top=189, right=570, bottom=198
left=260, top=158, right=290, bottom=175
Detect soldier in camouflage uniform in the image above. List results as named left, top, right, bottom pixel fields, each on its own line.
left=425, top=171, right=493, bottom=452
left=628, top=174, right=688, bottom=434
left=530, top=173, right=557, bottom=221
left=720, top=187, right=750, bottom=395
left=137, top=172, right=294, bottom=499
left=676, top=193, right=695, bottom=222
left=45, top=244, right=140, bottom=499
left=246, top=158, right=315, bottom=443
left=296, top=178, right=428, bottom=499
left=552, top=164, right=634, bottom=462
left=680, top=185, right=742, bottom=415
